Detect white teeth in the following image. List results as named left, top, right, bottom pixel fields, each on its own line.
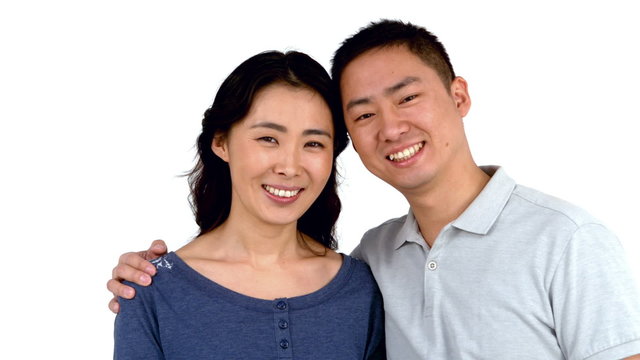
left=387, top=142, right=424, bottom=162
left=264, top=185, right=300, bottom=198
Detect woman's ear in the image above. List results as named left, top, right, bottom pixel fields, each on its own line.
left=211, top=132, right=229, bottom=162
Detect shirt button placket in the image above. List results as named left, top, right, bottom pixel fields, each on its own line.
left=424, top=258, right=439, bottom=317
left=273, top=299, right=293, bottom=359
left=424, top=227, right=449, bottom=317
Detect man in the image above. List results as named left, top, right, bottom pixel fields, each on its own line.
left=109, top=20, right=640, bottom=359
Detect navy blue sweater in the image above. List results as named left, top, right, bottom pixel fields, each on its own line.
left=114, top=252, right=385, bottom=359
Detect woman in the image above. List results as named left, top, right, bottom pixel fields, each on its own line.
left=113, top=50, right=385, bottom=359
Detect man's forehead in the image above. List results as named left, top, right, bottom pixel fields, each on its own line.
left=348, top=45, right=421, bottom=69
left=343, top=76, right=422, bottom=111
left=341, top=47, right=431, bottom=85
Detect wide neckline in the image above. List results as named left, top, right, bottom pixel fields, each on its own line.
left=164, top=251, right=354, bottom=312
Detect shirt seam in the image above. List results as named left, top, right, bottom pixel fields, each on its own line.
left=548, top=222, right=608, bottom=293
left=511, top=191, right=582, bottom=228
left=581, top=336, right=640, bottom=360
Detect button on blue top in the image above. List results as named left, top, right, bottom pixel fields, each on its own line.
left=275, top=300, right=287, bottom=310
left=279, top=339, right=289, bottom=349
left=278, top=319, right=288, bottom=329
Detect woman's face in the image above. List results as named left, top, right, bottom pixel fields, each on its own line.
left=213, top=83, right=334, bottom=228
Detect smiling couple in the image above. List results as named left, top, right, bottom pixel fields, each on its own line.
left=110, top=19, right=640, bottom=359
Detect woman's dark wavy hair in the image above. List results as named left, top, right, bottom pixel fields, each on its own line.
left=188, top=50, right=349, bottom=250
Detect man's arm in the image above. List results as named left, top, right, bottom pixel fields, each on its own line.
left=107, top=240, right=168, bottom=313
left=551, top=223, right=640, bottom=358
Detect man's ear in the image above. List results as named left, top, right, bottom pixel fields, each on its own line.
left=450, top=76, right=471, bottom=117
left=211, top=132, right=229, bottom=162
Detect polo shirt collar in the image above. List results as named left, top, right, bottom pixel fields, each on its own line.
left=393, top=210, right=424, bottom=250
left=451, top=166, right=515, bottom=235
left=393, top=166, right=516, bottom=249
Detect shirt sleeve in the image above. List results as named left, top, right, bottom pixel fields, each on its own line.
left=550, top=223, right=640, bottom=360
left=114, top=281, right=165, bottom=359
left=365, top=284, right=387, bottom=360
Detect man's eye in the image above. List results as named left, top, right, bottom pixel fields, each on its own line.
left=400, top=95, right=417, bottom=104
left=356, top=113, right=374, bottom=121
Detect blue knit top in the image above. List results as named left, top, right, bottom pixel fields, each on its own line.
left=114, top=252, right=385, bottom=359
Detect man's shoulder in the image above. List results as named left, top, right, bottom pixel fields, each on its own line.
left=362, top=214, right=409, bottom=241
left=352, top=214, right=410, bottom=261
left=511, top=184, right=601, bottom=228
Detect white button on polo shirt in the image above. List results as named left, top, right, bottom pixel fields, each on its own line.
left=427, top=260, right=438, bottom=270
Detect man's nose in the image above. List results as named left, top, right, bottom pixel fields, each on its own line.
left=378, top=106, right=410, bottom=142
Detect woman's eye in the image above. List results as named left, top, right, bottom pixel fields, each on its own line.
left=257, top=136, right=278, bottom=144
left=305, top=141, right=325, bottom=148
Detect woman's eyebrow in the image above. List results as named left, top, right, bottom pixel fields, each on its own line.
left=250, top=121, right=287, bottom=132
left=303, top=129, right=332, bottom=138
left=251, top=122, right=331, bottom=138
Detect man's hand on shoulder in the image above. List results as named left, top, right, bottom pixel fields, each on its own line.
left=107, top=239, right=168, bottom=313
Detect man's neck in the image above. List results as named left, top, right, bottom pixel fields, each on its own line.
left=405, top=165, right=490, bottom=247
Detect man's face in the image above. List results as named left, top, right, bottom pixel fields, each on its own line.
left=340, top=45, right=471, bottom=195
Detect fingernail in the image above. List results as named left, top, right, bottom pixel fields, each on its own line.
left=140, top=274, right=151, bottom=285
left=125, top=288, right=134, bottom=297
left=146, top=265, right=156, bottom=274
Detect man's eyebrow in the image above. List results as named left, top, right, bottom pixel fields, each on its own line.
left=345, top=76, right=421, bottom=111
left=250, top=122, right=287, bottom=132
left=384, top=76, right=420, bottom=96
left=345, top=97, right=371, bottom=112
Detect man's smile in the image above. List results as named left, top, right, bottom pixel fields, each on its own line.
left=386, top=141, right=425, bottom=162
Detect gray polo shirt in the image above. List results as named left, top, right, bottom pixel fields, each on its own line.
left=352, top=166, right=640, bottom=359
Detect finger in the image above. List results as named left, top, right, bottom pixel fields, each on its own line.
left=107, top=278, right=137, bottom=298
left=108, top=297, right=120, bottom=314
left=144, top=239, right=168, bottom=260
left=119, top=252, right=157, bottom=276
left=112, top=261, right=153, bottom=286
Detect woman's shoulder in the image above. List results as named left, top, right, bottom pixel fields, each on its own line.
left=342, top=254, right=378, bottom=285
left=343, top=253, right=371, bottom=270
left=330, top=254, right=383, bottom=306
left=149, top=253, right=178, bottom=273
left=121, top=253, right=181, bottom=297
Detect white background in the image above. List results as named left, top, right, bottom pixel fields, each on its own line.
left=1, top=1, right=638, bottom=358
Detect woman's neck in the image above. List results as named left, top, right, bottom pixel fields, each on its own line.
left=181, top=212, right=320, bottom=268
left=175, top=213, right=341, bottom=300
